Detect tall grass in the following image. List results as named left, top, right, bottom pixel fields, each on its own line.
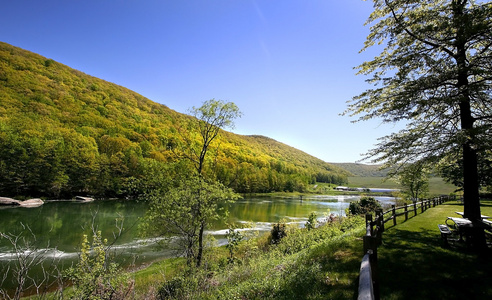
left=131, top=216, right=366, bottom=299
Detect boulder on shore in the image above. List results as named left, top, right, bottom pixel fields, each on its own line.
left=75, top=196, right=94, bottom=202
left=0, top=197, right=44, bottom=207
left=20, top=198, right=44, bottom=207
left=0, top=197, right=21, bottom=206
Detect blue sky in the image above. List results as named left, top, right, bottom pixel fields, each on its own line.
left=0, top=0, right=398, bottom=163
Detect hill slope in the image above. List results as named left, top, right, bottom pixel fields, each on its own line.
left=0, top=41, right=348, bottom=198
left=331, top=163, right=389, bottom=177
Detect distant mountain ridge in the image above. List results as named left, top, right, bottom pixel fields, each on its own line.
left=330, top=163, right=389, bottom=177
left=0, top=41, right=349, bottom=198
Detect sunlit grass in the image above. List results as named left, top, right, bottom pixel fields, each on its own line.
left=132, top=257, right=185, bottom=296
left=378, top=200, right=492, bottom=299
left=128, top=217, right=366, bottom=299
left=348, top=176, right=457, bottom=196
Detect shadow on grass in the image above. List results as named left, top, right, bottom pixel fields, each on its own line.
left=378, top=228, right=492, bottom=300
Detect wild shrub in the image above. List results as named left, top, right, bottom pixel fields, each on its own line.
left=306, top=212, right=317, bottom=230
left=157, top=276, right=189, bottom=300
left=269, top=222, right=287, bottom=245
left=348, top=196, right=382, bottom=215
left=64, top=231, right=132, bottom=300
left=225, top=227, right=243, bottom=264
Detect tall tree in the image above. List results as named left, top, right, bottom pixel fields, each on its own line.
left=346, top=0, right=492, bottom=248
left=185, top=99, right=242, bottom=266
left=398, top=163, right=429, bottom=201
left=185, top=99, right=242, bottom=177
left=143, top=99, right=242, bottom=267
left=439, top=148, right=492, bottom=192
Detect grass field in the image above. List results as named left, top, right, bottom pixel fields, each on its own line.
left=348, top=176, right=457, bottom=196
left=378, top=200, right=492, bottom=299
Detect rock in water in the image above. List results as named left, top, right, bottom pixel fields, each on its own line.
left=0, top=197, right=21, bottom=206
left=75, top=196, right=94, bottom=202
left=20, top=198, right=44, bottom=207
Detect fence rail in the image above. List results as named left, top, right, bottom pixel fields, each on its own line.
left=357, top=196, right=454, bottom=300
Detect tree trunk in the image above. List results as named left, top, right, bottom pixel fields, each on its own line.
left=461, top=142, right=481, bottom=220
left=454, top=0, right=486, bottom=250
left=196, top=221, right=205, bottom=267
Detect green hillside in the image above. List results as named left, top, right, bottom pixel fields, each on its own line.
left=0, top=41, right=348, bottom=198
left=331, top=162, right=389, bottom=177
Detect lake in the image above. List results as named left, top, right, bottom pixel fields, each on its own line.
left=0, top=195, right=396, bottom=291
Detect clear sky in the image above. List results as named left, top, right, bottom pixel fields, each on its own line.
left=0, top=0, right=398, bottom=163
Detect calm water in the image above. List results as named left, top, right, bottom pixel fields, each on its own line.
left=0, top=195, right=395, bottom=291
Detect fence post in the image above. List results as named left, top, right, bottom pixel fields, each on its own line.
left=413, top=201, right=417, bottom=216
left=366, top=214, right=373, bottom=234
left=375, top=209, right=383, bottom=246
left=364, top=214, right=373, bottom=257
left=392, top=205, right=397, bottom=226
left=421, top=201, right=424, bottom=213
left=358, top=253, right=375, bottom=300
left=376, top=209, right=384, bottom=233
left=362, top=234, right=379, bottom=299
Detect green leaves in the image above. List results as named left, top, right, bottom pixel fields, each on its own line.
left=65, top=231, right=131, bottom=299
left=348, top=0, right=492, bottom=167
left=397, top=162, right=430, bottom=200
left=349, top=0, right=492, bottom=226
left=142, top=175, right=240, bottom=266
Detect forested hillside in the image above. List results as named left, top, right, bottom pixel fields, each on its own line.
left=0, top=42, right=349, bottom=198
left=331, top=163, right=388, bottom=177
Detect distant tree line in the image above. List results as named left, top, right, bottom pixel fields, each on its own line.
left=0, top=120, right=347, bottom=198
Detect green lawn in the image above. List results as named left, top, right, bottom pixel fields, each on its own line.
left=348, top=176, right=457, bottom=196
left=378, top=200, right=492, bottom=299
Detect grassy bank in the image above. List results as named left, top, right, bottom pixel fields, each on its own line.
left=129, top=216, right=366, bottom=299
left=348, top=176, right=457, bottom=196
left=378, top=199, right=492, bottom=299
left=129, top=199, right=491, bottom=299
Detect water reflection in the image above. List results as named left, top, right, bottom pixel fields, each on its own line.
left=0, top=195, right=397, bottom=263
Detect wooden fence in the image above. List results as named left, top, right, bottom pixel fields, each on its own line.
left=357, top=196, right=453, bottom=300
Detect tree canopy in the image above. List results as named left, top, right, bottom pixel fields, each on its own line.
left=184, top=99, right=242, bottom=176
left=346, top=0, right=492, bottom=225
left=397, top=162, right=430, bottom=200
